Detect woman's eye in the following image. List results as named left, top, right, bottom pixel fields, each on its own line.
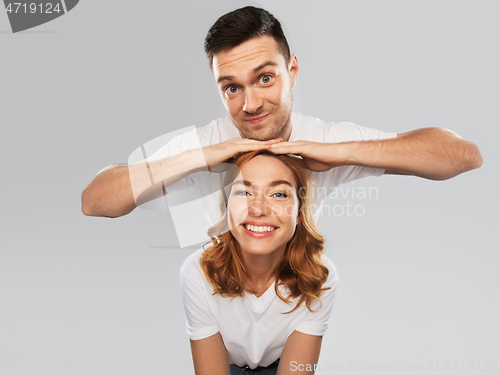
left=234, top=190, right=249, bottom=196
left=259, top=75, right=273, bottom=85
left=273, top=192, right=288, bottom=198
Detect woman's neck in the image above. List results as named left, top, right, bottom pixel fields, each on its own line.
left=240, top=247, right=285, bottom=295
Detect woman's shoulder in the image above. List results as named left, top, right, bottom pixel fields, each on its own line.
left=180, top=248, right=205, bottom=279
left=320, top=253, right=340, bottom=286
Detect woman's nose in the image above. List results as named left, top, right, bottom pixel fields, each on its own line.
left=248, top=195, right=270, bottom=216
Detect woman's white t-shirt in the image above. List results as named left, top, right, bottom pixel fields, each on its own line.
left=180, top=248, right=339, bottom=369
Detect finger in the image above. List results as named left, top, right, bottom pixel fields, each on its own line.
left=248, top=137, right=282, bottom=145
left=237, top=137, right=282, bottom=145
left=264, top=137, right=283, bottom=145
left=268, top=142, right=305, bottom=155
left=234, top=142, right=274, bottom=154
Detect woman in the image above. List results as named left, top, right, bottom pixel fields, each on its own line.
left=180, top=149, right=339, bottom=375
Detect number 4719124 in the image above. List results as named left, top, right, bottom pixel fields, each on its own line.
left=5, top=3, right=62, bottom=14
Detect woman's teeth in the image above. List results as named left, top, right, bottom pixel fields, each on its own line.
left=244, top=224, right=277, bottom=233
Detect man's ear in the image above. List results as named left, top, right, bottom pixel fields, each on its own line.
left=288, top=54, right=299, bottom=88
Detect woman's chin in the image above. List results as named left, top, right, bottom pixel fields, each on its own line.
left=241, top=246, right=274, bottom=256
left=238, top=241, right=286, bottom=258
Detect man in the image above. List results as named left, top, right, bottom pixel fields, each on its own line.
left=81, top=7, right=482, bottom=373
left=81, top=6, right=482, bottom=220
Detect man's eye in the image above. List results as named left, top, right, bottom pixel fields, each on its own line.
left=259, top=75, right=273, bottom=85
left=225, top=86, right=239, bottom=94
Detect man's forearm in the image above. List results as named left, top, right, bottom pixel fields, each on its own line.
left=339, top=127, right=483, bottom=180
left=81, top=149, right=207, bottom=218
left=82, top=137, right=280, bottom=218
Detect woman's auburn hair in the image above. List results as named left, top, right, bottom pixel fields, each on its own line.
left=200, top=149, right=330, bottom=313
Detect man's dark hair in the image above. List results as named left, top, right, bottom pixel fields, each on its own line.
left=204, top=6, right=291, bottom=70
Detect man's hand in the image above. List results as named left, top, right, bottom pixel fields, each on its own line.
left=269, top=127, right=483, bottom=180
left=203, top=137, right=282, bottom=167
left=82, top=137, right=282, bottom=218
left=268, top=140, right=345, bottom=172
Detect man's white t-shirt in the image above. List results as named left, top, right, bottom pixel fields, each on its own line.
left=180, top=248, right=340, bottom=369
left=154, top=113, right=397, bottom=225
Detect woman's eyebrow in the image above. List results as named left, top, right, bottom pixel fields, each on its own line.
left=232, top=180, right=251, bottom=187
left=269, top=180, right=293, bottom=188
left=232, top=180, right=293, bottom=188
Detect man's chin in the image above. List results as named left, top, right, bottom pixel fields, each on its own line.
left=247, top=133, right=272, bottom=141
left=239, top=126, right=283, bottom=141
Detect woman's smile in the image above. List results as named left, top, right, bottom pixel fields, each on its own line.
left=241, top=222, right=279, bottom=238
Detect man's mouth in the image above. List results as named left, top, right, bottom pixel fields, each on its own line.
left=246, top=114, right=270, bottom=125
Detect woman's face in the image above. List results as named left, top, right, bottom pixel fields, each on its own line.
left=227, top=155, right=300, bottom=257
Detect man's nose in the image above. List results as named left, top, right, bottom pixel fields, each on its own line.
left=243, top=88, right=263, bottom=114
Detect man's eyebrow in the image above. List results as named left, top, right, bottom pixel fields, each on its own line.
left=216, top=61, right=279, bottom=84
left=253, top=61, right=278, bottom=74
left=217, top=75, right=234, bottom=84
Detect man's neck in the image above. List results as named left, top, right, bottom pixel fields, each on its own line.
left=278, top=114, right=293, bottom=141
left=280, top=120, right=292, bottom=141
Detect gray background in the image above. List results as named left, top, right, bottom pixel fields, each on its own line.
left=1, top=1, right=498, bottom=374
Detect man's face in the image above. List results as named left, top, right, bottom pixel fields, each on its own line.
left=212, top=35, right=299, bottom=141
